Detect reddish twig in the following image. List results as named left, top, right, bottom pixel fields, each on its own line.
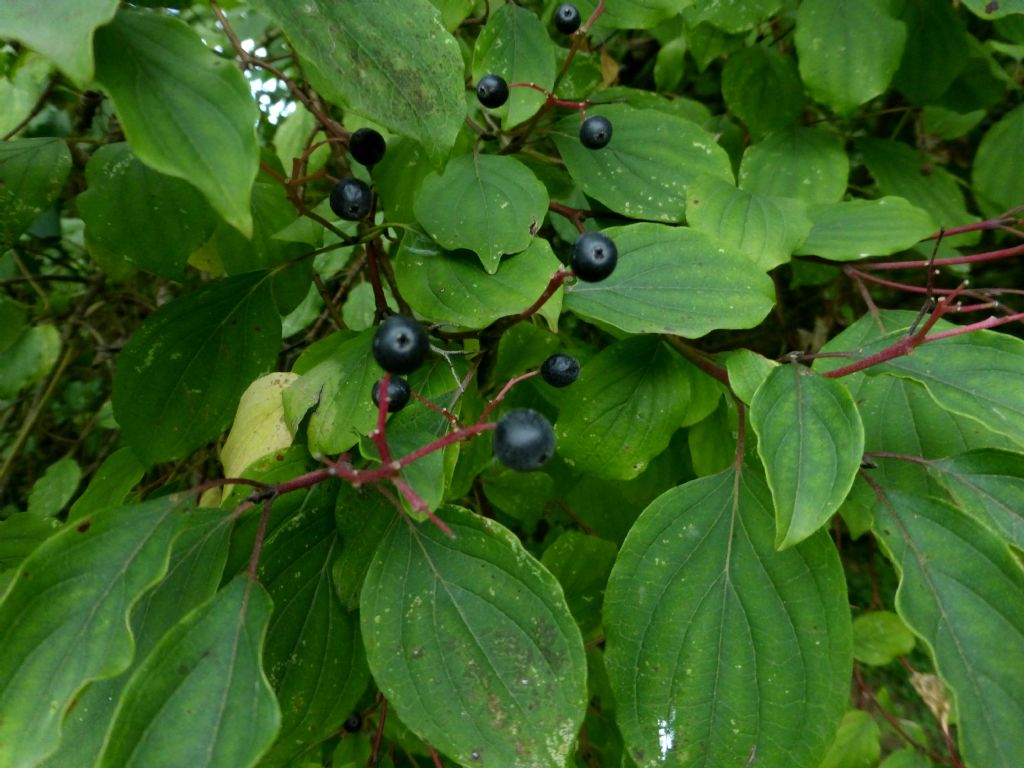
left=480, top=371, right=539, bottom=420
left=412, top=392, right=462, bottom=428
left=860, top=242, right=1024, bottom=271
left=823, top=283, right=969, bottom=378
left=924, top=311, right=1024, bottom=340
left=661, top=336, right=731, bottom=387
left=514, top=269, right=573, bottom=322
left=508, top=81, right=590, bottom=111
left=246, top=499, right=274, bottom=580
left=549, top=201, right=591, bottom=233
left=853, top=666, right=954, bottom=765
left=369, top=695, right=388, bottom=767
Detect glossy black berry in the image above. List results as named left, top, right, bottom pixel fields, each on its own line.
left=579, top=115, right=613, bottom=149
left=329, top=178, right=372, bottom=221
left=343, top=714, right=362, bottom=732
left=493, top=409, right=556, bottom=472
left=571, top=232, right=618, bottom=282
left=371, top=376, right=411, bottom=412
left=476, top=74, right=510, bottom=109
left=554, top=3, right=582, bottom=34
left=349, top=127, right=387, bottom=167
left=372, top=315, right=429, bottom=375
left=540, top=354, right=580, bottom=388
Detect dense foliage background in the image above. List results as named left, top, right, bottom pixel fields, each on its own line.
left=1, top=1, right=1023, bottom=767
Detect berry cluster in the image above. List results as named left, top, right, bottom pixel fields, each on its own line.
left=369, top=314, right=429, bottom=415
left=475, top=5, right=612, bottom=152
left=354, top=2, right=620, bottom=478
left=328, top=126, right=389, bottom=222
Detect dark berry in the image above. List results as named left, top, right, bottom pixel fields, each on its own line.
left=540, top=354, right=580, bottom=388
left=349, top=127, right=387, bottom=167
left=372, top=315, right=429, bottom=375
left=579, top=115, right=612, bottom=149
left=329, top=178, right=372, bottom=221
left=371, top=376, right=411, bottom=412
left=554, top=4, right=582, bottom=34
left=493, top=409, right=556, bottom=472
left=343, top=714, right=362, bottom=732
left=476, top=74, right=510, bottom=109
left=571, top=232, right=618, bottom=282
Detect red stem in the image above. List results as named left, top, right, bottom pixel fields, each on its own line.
left=513, top=270, right=573, bottom=322
left=922, top=206, right=1024, bottom=239
left=924, top=311, right=1024, bottom=340
left=823, top=284, right=967, bottom=378
left=508, top=82, right=589, bottom=111
left=246, top=500, right=273, bottom=580
left=861, top=242, right=1024, bottom=271
left=480, top=371, right=539, bottom=420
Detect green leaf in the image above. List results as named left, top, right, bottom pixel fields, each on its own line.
left=796, top=197, right=935, bottom=261
left=0, top=0, right=118, bottom=82
left=540, top=531, right=618, bottom=642
left=879, top=749, right=931, bottom=768
left=99, top=575, right=280, bottom=768
left=0, top=53, right=51, bottom=139
left=563, top=223, right=775, bottom=337
left=258, top=485, right=369, bottom=764
left=865, top=329, right=1024, bottom=447
left=360, top=506, right=587, bottom=768
left=483, top=467, right=554, bottom=525
left=795, top=0, right=906, bottom=114
left=750, top=364, right=865, bottom=548
left=0, top=138, right=71, bottom=252
left=333, top=485, right=399, bottom=611
left=892, top=0, right=970, bottom=104
left=0, top=514, right=61, bottom=571
left=414, top=153, right=549, bottom=273
left=221, top=372, right=298, bottom=481
left=555, top=336, right=691, bottom=480
left=68, top=447, right=145, bottom=523
left=0, top=297, right=27, bottom=354
left=0, top=497, right=180, bottom=768
left=686, top=175, right=811, bottom=270
left=40, top=507, right=234, bottom=768
left=721, top=45, right=804, bottom=137
left=78, top=143, right=218, bottom=279
left=852, top=611, right=916, bottom=666
left=972, top=104, right=1024, bottom=216
left=960, top=0, right=1024, bottom=19
left=374, top=137, right=432, bottom=225
left=551, top=104, right=733, bottom=222
left=112, top=272, right=282, bottom=466
left=927, top=450, right=1024, bottom=550
left=26, top=457, right=81, bottom=517
left=249, top=0, right=464, bottom=165
left=873, top=491, right=1024, bottom=768
left=282, top=329, right=380, bottom=456
left=654, top=37, right=687, bottom=92
left=472, top=3, right=555, bottom=127
left=394, top=230, right=562, bottom=329
left=597, top=0, right=696, bottom=29
left=93, top=10, right=259, bottom=235
left=604, top=468, right=852, bottom=768
left=690, top=0, right=782, bottom=35
left=858, top=138, right=977, bottom=233
left=739, top=127, right=849, bottom=205
left=204, top=182, right=310, bottom=276
left=818, top=710, right=881, bottom=768
left=0, top=323, right=60, bottom=399
left=723, top=348, right=779, bottom=405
